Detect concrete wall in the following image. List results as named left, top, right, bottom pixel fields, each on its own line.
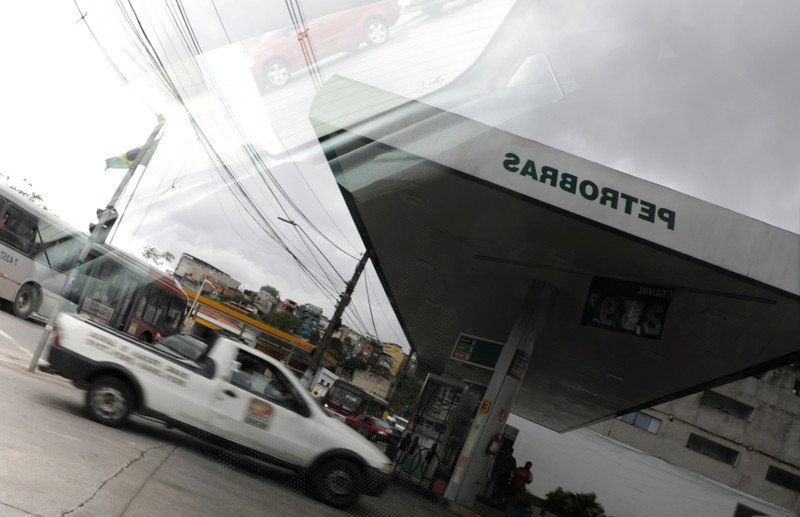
left=350, top=369, right=391, bottom=400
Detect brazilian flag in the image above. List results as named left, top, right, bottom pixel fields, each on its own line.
left=104, top=139, right=160, bottom=170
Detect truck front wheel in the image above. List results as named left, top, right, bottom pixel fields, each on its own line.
left=311, top=458, right=363, bottom=509
left=86, top=376, right=133, bottom=427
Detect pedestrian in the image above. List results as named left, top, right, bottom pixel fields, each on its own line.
left=490, top=443, right=516, bottom=506
left=509, top=460, right=533, bottom=500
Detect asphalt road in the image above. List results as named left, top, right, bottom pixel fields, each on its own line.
left=0, top=309, right=453, bottom=517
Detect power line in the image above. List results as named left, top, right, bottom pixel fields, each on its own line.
left=88, top=1, right=387, bottom=340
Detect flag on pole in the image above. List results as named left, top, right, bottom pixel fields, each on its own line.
left=104, top=138, right=161, bottom=170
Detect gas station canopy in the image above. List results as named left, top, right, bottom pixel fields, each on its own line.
left=311, top=76, right=800, bottom=433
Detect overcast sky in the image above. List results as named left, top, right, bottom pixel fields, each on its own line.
left=1, top=0, right=797, bottom=352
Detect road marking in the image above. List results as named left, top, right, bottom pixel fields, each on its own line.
left=0, top=329, right=14, bottom=342
left=16, top=345, right=32, bottom=357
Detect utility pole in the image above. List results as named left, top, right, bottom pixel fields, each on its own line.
left=301, top=251, right=370, bottom=388
left=29, top=115, right=166, bottom=372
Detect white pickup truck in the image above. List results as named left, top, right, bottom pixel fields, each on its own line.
left=46, top=312, right=392, bottom=509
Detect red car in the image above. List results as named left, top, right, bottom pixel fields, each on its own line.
left=345, top=413, right=394, bottom=442
left=246, top=0, right=401, bottom=90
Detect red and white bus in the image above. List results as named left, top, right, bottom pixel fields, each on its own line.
left=321, top=378, right=390, bottom=420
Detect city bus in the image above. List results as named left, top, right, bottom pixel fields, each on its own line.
left=321, top=378, right=390, bottom=420
left=0, top=183, right=188, bottom=341
left=68, top=244, right=189, bottom=342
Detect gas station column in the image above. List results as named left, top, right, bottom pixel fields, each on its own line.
left=444, top=282, right=558, bottom=508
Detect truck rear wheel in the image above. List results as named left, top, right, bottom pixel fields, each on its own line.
left=311, top=458, right=363, bottom=509
left=86, top=376, right=133, bottom=427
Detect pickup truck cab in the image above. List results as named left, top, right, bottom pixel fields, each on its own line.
left=46, top=312, right=392, bottom=509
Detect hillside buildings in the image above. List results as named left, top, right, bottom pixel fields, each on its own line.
left=172, top=251, right=409, bottom=390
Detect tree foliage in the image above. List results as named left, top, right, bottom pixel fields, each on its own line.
left=326, top=337, right=345, bottom=361
left=544, top=487, right=607, bottom=517
left=260, top=285, right=280, bottom=298
left=141, top=245, right=175, bottom=267
left=1, top=174, right=47, bottom=210
left=388, top=376, right=421, bottom=417
left=263, top=311, right=301, bottom=333
left=340, top=355, right=368, bottom=371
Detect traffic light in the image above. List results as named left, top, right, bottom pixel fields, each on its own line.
left=88, top=207, right=118, bottom=244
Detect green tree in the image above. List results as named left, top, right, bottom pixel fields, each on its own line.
left=327, top=337, right=345, bottom=361
left=371, top=361, right=394, bottom=381
left=544, top=488, right=607, bottom=517
left=260, top=285, right=280, bottom=298
left=263, top=311, right=301, bottom=333
left=388, top=376, right=421, bottom=418
left=141, top=245, right=175, bottom=267
left=340, top=355, right=368, bottom=371
left=1, top=174, right=47, bottom=210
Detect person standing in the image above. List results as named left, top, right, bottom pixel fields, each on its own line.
left=509, top=460, right=533, bottom=500
left=490, top=444, right=516, bottom=506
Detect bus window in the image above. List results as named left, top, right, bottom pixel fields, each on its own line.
left=0, top=204, right=37, bottom=254
left=32, top=221, right=86, bottom=273
left=126, top=281, right=188, bottom=341
left=80, top=259, right=137, bottom=325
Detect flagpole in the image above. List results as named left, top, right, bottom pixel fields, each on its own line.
left=105, top=114, right=165, bottom=217
left=28, top=114, right=166, bottom=373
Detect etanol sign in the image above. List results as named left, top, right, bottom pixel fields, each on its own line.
left=502, top=152, right=676, bottom=231
left=581, top=276, right=674, bottom=339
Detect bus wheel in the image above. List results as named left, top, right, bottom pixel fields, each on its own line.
left=13, top=284, right=38, bottom=319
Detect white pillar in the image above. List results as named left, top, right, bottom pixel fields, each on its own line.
left=444, top=282, right=558, bottom=507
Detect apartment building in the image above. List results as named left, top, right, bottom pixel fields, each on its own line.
left=174, top=253, right=241, bottom=296
left=590, top=366, right=800, bottom=515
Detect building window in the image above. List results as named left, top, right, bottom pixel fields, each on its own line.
left=765, top=465, right=800, bottom=493
left=686, top=433, right=740, bottom=466
left=618, top=411, right=661, bottom=434
left=699, top=390, right=755, bottom=421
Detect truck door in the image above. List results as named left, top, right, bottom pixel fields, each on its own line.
left=210, top=349, right=315, bottom=466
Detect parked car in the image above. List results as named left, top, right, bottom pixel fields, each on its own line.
left=246, top=0, right=401, bottom=90
left=346, top=413, right=395, bottom=442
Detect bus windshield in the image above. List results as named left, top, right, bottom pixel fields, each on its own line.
left=322, top=380, right=365, bottom=416
left=321, top=379, right=390, bottom=420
